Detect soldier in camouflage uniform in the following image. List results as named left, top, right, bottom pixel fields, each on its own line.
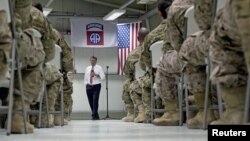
left=230, top=0, right=250, bottom=72
left=40, top=63, right=63, bottom=128
left=10, top=0, right=55, bottom=133
left=208, top=0, right=248, bottom=125
left=136, top=0, right=171, bottom=123
left=152, top=0, right=193, bottom=126
left=178, top=0, right=216, bottom=129
left=0, top=10, right=11, bottom=83
left=52, top=28, right=74, bottom=124
left=121, top=45, right=142, bottom=122
left=129, top=27, right=149, bottom=123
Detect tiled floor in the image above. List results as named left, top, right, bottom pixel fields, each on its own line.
left=0, top=120, right=207, bottom=141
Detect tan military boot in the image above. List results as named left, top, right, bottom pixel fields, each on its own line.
left=10, top=97, right=34, bottom=133
left=187, top=93, right=215, bottom=129
left=10, top=113, right=34, bottom=133
left=54, top=115, right=68, bottom=126
left=211, top=86, right=245, bottom=125
left=153, top=100, right=179, bottom=126
left=134, top=104, right=146, bottom=123
left=122, top=108, right=135, bottom=122
left=39, top=114, right=54, bottom=128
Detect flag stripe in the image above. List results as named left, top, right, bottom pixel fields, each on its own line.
left=117, top=22, right=141, bottom=75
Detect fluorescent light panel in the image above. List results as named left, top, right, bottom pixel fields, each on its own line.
left=103, top=9, right=126, bottom=21
left=137, top=0, right=157, bottom=4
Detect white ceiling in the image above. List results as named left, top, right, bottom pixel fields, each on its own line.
left=32, top=0, right=159, bottom=32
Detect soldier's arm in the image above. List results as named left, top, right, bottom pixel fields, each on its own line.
left=194, top=0, right=213, bottom=30
left=52, top=28, right=74, bottom=73
left=57, top=38, right=74, bottom=72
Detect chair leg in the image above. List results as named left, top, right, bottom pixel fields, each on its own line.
left=60, top=82, right=64, bottom=126
left=203, top=67, right=210, bottom=129
left=185, top=83, right=189, bottom=125
left=44, top=85, right=50, bottom=127
left=179, top=75, right=184, bottom=126
left=244, top=75, right=250, bottom=123
left=216, top=82, right=223, bottom=118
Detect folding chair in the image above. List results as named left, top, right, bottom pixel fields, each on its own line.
left=149, top=40, right=164, bottom=121
left=178, top=5, right=199, bottom=126
left=0, top=0, right=27, bottom=135
left=244, top=75, right=250, bottom=123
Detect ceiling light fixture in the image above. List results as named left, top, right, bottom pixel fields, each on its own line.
left=103, top=9, right=126, bottom=21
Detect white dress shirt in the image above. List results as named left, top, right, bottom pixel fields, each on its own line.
left=84, top=64, right=105, bottom=85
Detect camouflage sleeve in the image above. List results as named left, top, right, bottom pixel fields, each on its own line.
left=57, top=38, right=74, bottom=72
left=140, top=37, right=151, bottom=71
left=167, top=2, right=193, bottom=51
left=194, top=0, right=213, bottom=30
left=52, top=28, right=74, bottom=72
left=230, top=0, right=250, bottom=72
left=45, top=63, right=63, bottom=85
left=162, top=25, right=173, bottom=54
left=124, top=47, right=141, bottom=75
left=140, top=21, right=166, bottom=69
left=31, top=7, right=55, bottom=62
left=123, top=61, right=134, bottom=79
left=0, top=10, right=12, bottom=80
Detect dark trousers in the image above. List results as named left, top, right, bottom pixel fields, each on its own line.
left=86, top=84, right=101, bottom=119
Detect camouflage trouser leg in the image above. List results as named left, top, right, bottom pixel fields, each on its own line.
left=210, top=29, right=247, bottom=88
left=13, top=64, right=43, bottom=129
left=43, top=80, right=61, bottom=112
left=14, top=64, right=43, bottom=107
left=0, top=10, right=11, bottom=81
left=129, top=79, right=143, bottom=111
left=63, top=77, right=73, bottom=118
left=141, top=75, right=151, bottom=117
left=184, top=66, right=206, bottom=95
left=230, top=0, right=250, bottom=72
left=122, top=79, right=134, bottom=113
left=155, top=70, right=177, bottom=103
left=156, top=50, right=182, bottom=103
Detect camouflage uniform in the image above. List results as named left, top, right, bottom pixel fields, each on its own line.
left=134, top=20, right=166, bottom=122
left=178, top=0, right=216, bottom=129
left=209, top=1, right=248, bottom=125
left=10, top=0, right=55, bottom=133
left=40, top=63, right=63, bottom=127
left=153, top=0, right=193, bottom=126
left=128, top=45, right=147, bottom=123
left=52, top=29, right=74, bottom=121
left=0, top=10, right=11, bottom=82
left=230, top=0, right=250, bottom=72
left=140, top=19, right=166, bottom=69
left=121, top=46, right=142, bottom=122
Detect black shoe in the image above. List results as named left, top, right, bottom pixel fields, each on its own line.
left=93, top=117, right=100, bottom=120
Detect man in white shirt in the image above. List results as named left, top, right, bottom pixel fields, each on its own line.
left=84, top=56, right=105, bottom=120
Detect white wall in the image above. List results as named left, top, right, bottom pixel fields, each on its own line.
left=72, top=73, right=126, bottom=112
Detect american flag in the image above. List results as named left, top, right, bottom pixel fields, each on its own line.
left=117, top=22, right=141, bottom=75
